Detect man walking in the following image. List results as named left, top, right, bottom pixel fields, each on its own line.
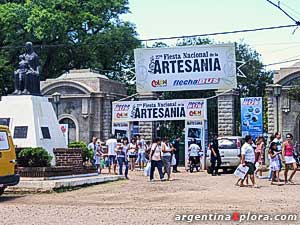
left=240, top=135, right=257, bottom=188
left=106, top=134, right=118, bottom=175
left=210, top=135, right=222, bottom=176
left=172, top=136, right=181, bottom=173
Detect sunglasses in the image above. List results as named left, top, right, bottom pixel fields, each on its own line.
left=286, top=136, right=292, bottom=139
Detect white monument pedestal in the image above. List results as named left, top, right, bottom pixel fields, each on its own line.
left=0, top=95, right=67, bottom=165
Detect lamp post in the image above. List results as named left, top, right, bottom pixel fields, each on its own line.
left=272, top=84, right=282, bottom=132
left=52, top=92, right=61, bottom=118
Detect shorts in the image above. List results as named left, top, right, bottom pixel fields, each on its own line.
left=107, top=155, right=117, bottom=166
left=129, top=154, right=136, bottom=159
left=284, top=156, right=296, bottom=164
left=245, top=162, right=255, bottom=175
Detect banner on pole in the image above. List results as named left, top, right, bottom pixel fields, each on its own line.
left=240, top=97, right=263, bottom=140
left=134, top=44, right=236, bottom=92
left=112, top=99, right=207, bottom=122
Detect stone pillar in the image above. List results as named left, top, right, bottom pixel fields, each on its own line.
left=102, top=95, right=114, bottom=141
left=217, top=90, right=239, bottom=136
left=137, top=92, right=159, bottom=142
left=266, top=87, right=275, bottom=136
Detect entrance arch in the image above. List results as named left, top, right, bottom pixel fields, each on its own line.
left=58, top=114, right=79, bottom=143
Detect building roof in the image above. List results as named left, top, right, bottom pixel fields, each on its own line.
left=57, top=69, right=109, bottom=80
left=274, top=61, right=300, bottom=85
left=41, top=69, right=127, bottom=97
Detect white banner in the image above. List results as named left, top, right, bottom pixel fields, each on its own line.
left=134, top=44, right=236, bottom=92
left=112, top=99, right=207, bottom=122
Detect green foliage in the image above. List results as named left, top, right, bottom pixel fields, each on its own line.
left=68, top=141, right=93, bottom=162
left=235, top=41, right=273, bottom=97
left=288, top=86, right=300, bottom=102
left=18, top=147, right=52, bottom=167
left=0, top=0, right=140, bottom=93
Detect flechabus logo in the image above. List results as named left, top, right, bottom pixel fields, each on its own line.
left=151, top=79, right=167, bottom=87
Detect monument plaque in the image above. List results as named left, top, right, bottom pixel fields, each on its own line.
left=13, top=126, right=28, bottom=139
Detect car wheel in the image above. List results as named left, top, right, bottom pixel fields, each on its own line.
left=0, top=187, right=5, bottom=196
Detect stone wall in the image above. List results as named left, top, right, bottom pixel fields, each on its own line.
left=217, top=90, right=238, bottom=136
left=266, top=88, right=275, bottom=136
left=139, top=121, right=155, bottom=142
left=102, top=97, right=113, bottom=141
left=137, top=92, right=159, bottom=142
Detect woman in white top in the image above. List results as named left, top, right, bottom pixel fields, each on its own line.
left=128, top=138, right=138, bottom=171
left=149, top=138, right=165, bottom=182
left=162, top=137, right=173, bottom=180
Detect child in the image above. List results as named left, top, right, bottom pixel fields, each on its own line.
left=95, top=139, right=104, bottom=174
left=136, top=141, right=147, bottom=170
left=269, top=142, right=280, bottom=184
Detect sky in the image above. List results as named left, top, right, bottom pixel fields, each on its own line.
left=121, top=0, right=300, bottom=71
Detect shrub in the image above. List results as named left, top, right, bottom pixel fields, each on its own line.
left=68, top=141, right=93, bottom=162
left=18, top=147, right=52, bottom=167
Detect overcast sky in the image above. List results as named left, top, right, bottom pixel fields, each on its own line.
left=121, top=0, right=300, bottom=71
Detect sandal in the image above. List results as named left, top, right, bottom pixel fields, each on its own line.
left=288, top=180, right=295, bottom=184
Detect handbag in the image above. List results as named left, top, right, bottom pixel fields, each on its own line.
left=171, top=154, right=176, bottom=166
left=144, top=162, right=151, bottom=176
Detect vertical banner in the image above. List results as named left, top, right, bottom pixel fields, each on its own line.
left=60, top=124, right=69, bottom=146
left=240, top=97, right=263, bottom=140
left=112, top=122, right=130, bottom=139
left=185, top=120, right=205, bottom=169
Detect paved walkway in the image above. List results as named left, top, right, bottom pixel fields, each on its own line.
left=6, top=174, right=124, bottom=193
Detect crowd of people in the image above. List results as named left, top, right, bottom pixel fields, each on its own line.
left=87, top=135, right=182, bottom=181
left=237, top=132, right=299, bottom=187
left=87, top=131, right=299, bottom=186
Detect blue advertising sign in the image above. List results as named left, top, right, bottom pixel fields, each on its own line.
left=241, top=97, right=263, bottom=140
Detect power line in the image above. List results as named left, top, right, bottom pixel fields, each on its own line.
left=0, top=24, right=298, bottom=50
left=266, top=0, right=300, bottom=25
left=280, top=2, right=300, bottom=20
left=264, top=58, right=300, bottom=67
left=139, top=24, right=298, bottom=42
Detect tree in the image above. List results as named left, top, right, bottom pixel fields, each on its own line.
left=235, top=41, right=273, bottom=97
left=0, top=0, right=140, bottom=94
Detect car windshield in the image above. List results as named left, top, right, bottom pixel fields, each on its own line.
left=0, top=131, right=9, bottom=151
left=218, top=138, right=238, bottom=149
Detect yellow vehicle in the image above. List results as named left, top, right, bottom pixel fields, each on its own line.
left=0, top=125, right=20, bottom=196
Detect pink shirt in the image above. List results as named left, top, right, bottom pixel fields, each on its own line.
left=284, top=142, right=294, bottom=156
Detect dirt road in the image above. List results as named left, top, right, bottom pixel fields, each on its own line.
left=0, top=170, right=299, bottom=225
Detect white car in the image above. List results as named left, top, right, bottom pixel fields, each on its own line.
left=206, top=136, right=243, bottom=173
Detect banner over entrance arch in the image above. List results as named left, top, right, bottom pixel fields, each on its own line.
left=112, top=98, right=208, bottom=168
left=112, top=98, right=207, bottom=122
